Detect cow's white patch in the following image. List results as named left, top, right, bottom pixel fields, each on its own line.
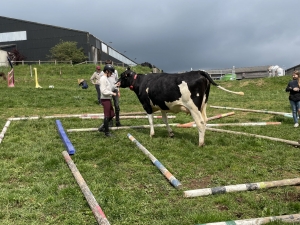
left=162, top=81, right=199, bottom=114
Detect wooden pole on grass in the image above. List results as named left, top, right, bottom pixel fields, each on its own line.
left=0, top=120, right=11, bottom=143
left=178, top=112, right=235, bottom=127
left=206, top=127, right=300, bottom=146
left=178, top=122, right=281, bottom=128
left=196, top=214, right=300, bottom=225
left=80, top=115, right=176, bottom=119
left=210, top=105, right=292, bottom=117
left=67, top=123, right=180, bottom=132
left=127, top=133, right=182, bottom=189
left=62, top=151, right=110, bottom=225
left=184, top=177, right=300, bottom=197
left=207, top=111, right=235, bottom=121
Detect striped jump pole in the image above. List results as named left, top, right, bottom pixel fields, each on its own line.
left=207, top=111, right=235, bottom=121
left=62, top=151, right=110, bottom=225
left=43, top=113, right=103, bottom=119
left=0, top=120, right=11, bottom=144
left=206, top=127, right=300, bottom=147
left=7, top=114, right=104, bottom=120
left=206, top=122, right=281, bottom=127
left=66, top=121, right=280, bottom=133
left=179, top=122, right=281, bottom=128
left=127, top=133, right=182, bottom=189
left=80, top=115, right=176, bottom=119
left=67, top=123, right=180, bottom=133
left=184, top=177, right=300, bottom=197
left=178, top=112, right=235, bottom=127
left=56, top=120, right=75, bottom=155
left=196, top=214, right=300, bottom=225
left=7, top=113, right=170, bottom=121
left=8, top=116, right=40, bottom=121
left=210, top=105, right=292, bottom=117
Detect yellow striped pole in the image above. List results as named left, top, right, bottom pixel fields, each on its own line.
left=184, top=178, right=300, bottom=197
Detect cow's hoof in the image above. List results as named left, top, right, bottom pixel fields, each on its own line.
left=199, top=143, right=205, bottom=147
left=169, top=132, right=175, bottom=138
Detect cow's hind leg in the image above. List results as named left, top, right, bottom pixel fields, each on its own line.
left=161, top=111, right=174, bottom=138
left=190, top=109, right=206, bottom=147
left=201, top=102, right=208, bottom=123
left=147, top=114, right=155, bottom=137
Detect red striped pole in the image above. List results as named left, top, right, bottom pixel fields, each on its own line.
left=178, top=112, right=235, bottom=127
left=62, top=151, right=110, bottom=225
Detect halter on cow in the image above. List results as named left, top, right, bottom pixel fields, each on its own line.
left=118, top=68, right=244, bottom=146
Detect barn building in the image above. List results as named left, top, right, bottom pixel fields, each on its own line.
left=286, top=64, right=300, bottom=75
left=0, top=16, right=136, bottom=66
left=206, top=66, right=271, bottom=80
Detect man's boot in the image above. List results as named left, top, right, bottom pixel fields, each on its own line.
left=104, top=117, right=112, bottom=137
left=109, top=119, right=114, bottom=127
left=115, top=111, right=122, bottom=127
left=98, top=123, right=104, bottom=132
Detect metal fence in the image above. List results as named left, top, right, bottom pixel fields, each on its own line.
left=0, top=60, right=136, bottom=68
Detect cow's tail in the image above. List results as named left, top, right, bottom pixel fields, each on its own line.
left=216, top=85, right=244, bottom=95
left=200, top=70, right=244, bottom=96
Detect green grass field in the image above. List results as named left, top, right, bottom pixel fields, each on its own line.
left=0, top=64, right=300, bottom=225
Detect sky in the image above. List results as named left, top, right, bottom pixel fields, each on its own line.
left=1, top=0, right=300, bottom=73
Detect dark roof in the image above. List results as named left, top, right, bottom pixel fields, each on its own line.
left=0, top=16, right=88, bottom=34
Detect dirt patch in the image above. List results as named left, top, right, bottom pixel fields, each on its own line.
left=256, top=79, right=265, bottom=86
left=186, top=176, right=212, bottom=189
left=216, top=204, right=229, bottom=211
left=239, top=80, right=250, bottom=87
left=283, top=191, right=300, bottom=201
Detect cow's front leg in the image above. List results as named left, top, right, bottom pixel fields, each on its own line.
left=161, top=111, right=174, bottom=138
left=147, top=114, right=155, bottom=137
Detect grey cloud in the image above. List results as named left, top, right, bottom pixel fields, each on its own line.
left=1, top=0, right=300, bottom=72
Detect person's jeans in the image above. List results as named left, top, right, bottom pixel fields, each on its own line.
left=95, top=84, right=100, bottom=103
left=289, top=100, right=300, bottom=123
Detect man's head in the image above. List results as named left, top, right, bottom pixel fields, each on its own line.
left=96, top=66, right=101, bottom=71
left=105, top=60, right=112, bottom=65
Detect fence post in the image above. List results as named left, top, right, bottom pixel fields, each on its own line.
left=39, top=60, right=40, bottom=65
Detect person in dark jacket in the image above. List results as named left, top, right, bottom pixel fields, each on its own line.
left=286, top=71, right=300, bottom=127
left=78, top=79, right=88, bottom=89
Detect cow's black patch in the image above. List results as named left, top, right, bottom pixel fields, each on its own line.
left=119, top=69, right=214, bottom=114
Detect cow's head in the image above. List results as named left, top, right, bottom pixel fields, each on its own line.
left=118, top=67, right=136, bottom=89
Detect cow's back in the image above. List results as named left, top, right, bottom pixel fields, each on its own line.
left=139, top=71, right=210, bottom=111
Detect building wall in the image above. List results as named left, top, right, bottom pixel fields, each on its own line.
left=286, top=65, right=300, bottom=75
left=0, top=16, right=89, bottom=61
left=0, top=16, right=136, bottom=66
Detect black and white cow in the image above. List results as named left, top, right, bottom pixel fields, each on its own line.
left=118, top=68, right=243, bottom=146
